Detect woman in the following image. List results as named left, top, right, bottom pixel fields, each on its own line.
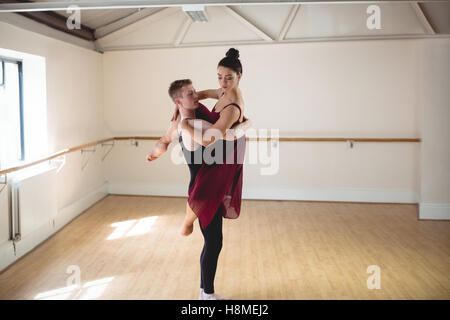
left=177, top=48, right=246, bottom=300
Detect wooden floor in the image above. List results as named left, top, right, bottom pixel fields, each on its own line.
left=0, top=195, right=449, bottom=300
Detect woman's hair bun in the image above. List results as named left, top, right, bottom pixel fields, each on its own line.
left=226, top=48, right=239, bottom=60
left=218, top=48, right=243, bottom=74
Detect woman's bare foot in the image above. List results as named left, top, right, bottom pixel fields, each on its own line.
left=180, top=221, right=194, bottom=236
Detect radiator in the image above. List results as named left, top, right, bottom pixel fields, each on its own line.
left=10, top=165, right=57, bottom=243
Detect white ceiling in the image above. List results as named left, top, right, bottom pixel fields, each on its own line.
left=0, top=1, right=448, bottom=52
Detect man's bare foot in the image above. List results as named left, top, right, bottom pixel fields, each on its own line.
left=180, top=221, right=193, bottom=236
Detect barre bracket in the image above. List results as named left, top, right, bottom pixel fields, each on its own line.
left=101, top=140, right=115, bottom=162
left=130, top=139, right=139, bottom=147
left=347, top=140, right=354, bottom=149
left=49, top=155, right=66, bottom=174
left=81, top=146, right=96, bottom=170
left=0, top=173, right=6, bottom=194
left=81, top=146, right=96, bottom=154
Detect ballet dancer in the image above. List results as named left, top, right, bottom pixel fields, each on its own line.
left=172, top=48, right=247, bottom=300
left=146, top=79, right=249, bottom=162
left=146, top=76, right=249, bottom=300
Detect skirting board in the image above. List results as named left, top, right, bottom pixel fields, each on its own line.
left=419, top=202, right=450, bottom=220
left=54, top=183, right=109, bottom=232
left=0, top=241, right=16, bottom=273
left=107, top=181, right=419, bottom=204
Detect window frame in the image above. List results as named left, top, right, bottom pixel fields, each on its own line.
left=0, top=60, right=5, bottom=87
left=0, top=56, right=25, bottom=162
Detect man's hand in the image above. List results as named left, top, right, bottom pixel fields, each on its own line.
left=146, top=153, right=158, bottom=162
left=146, top=141, right=168, bottom=162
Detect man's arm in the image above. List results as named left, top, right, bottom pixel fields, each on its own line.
left=146, top=117, right=179, bottom=162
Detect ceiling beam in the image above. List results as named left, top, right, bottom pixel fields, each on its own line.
left=223, top=6, right=273, bottom=41
left=95, top=7, right=178, bottom=47
left=19, top=12, right=95, bottom=41
left=1, top=1, right=448, bottom=13
left=98, top=33, right=450, bottom=52
left=94, top=7, right=164, bottom=39
left=411, top=2, right=436, bottom=34
left=174, top=16, right=192, bottom=46
left=0, top=12, right=97, bottom=50
left=278, top=3, right=300, bottom=40
left=0, top=1, right=95, bottom=41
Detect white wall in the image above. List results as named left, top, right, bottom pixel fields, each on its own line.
left=103, top=41, right=422, bottom=204
left=0, top=21, right=107, bottom=271
left=419, top=38, right=450, bottom=219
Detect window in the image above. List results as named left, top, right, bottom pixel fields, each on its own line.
left=0, top=56, right=25, bottom=169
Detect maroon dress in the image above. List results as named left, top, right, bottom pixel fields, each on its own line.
left=187, top=103, right=246, bottom=229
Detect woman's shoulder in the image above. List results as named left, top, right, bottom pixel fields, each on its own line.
left=225, top=87, right=239, bottom=98
left=223, top=89, right=243, bottom=105
left=219, top=99, right=243, bottom=122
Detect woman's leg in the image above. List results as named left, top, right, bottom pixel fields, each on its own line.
left=199, top=207, right=223, bottom=294
left=180, top=202, right=198, bottom=236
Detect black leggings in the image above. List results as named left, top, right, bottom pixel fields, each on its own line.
left=199, top=207, right=223, bottom=294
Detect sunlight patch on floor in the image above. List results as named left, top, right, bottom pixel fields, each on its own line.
left=34, top=276, right=115, bottom=300
left=107, top=216, right=158, bottom=240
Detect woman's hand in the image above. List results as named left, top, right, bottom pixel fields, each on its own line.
left=231, top=117, right=251, bottom=131
left=170, top=105, right=180, bottom=122
left=228, top=117, right=252, bottom=139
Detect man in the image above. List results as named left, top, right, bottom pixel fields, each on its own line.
left=146, top=79, right=250, bottom=164
left=145, top=79, right=250, bottom=228
left=146, top=79, right=250, bottom=300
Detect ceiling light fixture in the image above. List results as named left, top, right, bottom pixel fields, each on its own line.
left=182, top=5, right=208, bottom=23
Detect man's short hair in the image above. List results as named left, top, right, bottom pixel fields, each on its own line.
left=168, top=79, right=192, bottom=101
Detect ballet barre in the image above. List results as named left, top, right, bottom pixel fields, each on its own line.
left=0, top=138, right=114, bottom=176
left=0, top=136, right=421, bottom=177
left=113, top=136, right=421, bottom=142
left=246, top=137, right=421, bottom=142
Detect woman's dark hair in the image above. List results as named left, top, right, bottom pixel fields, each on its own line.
left=218, top=48, right=242, bottom=75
